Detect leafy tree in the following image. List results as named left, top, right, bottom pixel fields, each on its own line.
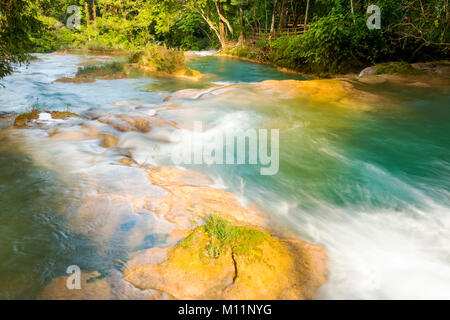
left=0, top=0, right=42, bottom=78
left=182, top=0, right=235, bottom=48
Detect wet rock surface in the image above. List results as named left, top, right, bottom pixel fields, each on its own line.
left=124, top=225, right=327, bottom=300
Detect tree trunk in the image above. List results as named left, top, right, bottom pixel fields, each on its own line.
left=190, top=2, right=232, bottom=50
left=219, top=18, right=226, bottom=41
left=304, top=0, right=310, bottom=29
left=270, top=0, right=278, bottom=33
left=265, top=0, right=268, bottom=31
left=85, top=2, right=90, bottom=27
left=215, top=1, right=233, bottom=35
left=92, top=0, right=97, bottom=27
left=291, top=0, right=298, bottom=27
left=445, top=0, right=448, bottom=21
left=278, top=0, right=288, bottom=30
left=253, top=1, right=260, bottom=33
left=239, top=7, right=246, bottom=43
left=195, top=7, right=227, bottom=49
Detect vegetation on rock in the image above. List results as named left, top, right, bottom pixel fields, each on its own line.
left=375, top=62, right=426, bottom=76
left=124, top=215, right=327, bottom=299
left=201, top=215, right=269, bottom=258
left=54, top=77, right=96, bottom=83
left=0, top=0, right=42, bottom=78
left=14, top=110, right=41, bottom=127
left=13, top=103, right=79, bottom=127
left=129, top=45, right=199, bottom=77
left=75, top=61, right=127, bottom=79
left=49, top=111, right=79, bottom=119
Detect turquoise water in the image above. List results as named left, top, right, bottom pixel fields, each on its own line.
left=187, top=55, right=308, bottom=83
left=0, top=53, right=449, bottom=299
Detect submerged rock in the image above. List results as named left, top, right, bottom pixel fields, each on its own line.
left=164, top=79, right=385, bottom=110
left=39, top=271, right=111, bottom=300
left=39, top=269, right=161, bottom=300
left=14, top=110, right=40, bottom=127
left=256, top=79, right=379, bottom=110
left=13, top=110, right=79, bottom=127
left=99, top=133, right=119, bottom=148
left=50, top=111, right=80, bottom=120
left=98, top=115, right=152, bottom=133
left=54, top=77, right=96, bottom=83
left=145, top=167, right=265, bottom=230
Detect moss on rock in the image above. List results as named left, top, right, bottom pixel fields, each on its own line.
left=75, top=61, right=128, bottom=79
left=54, top=77, right=96, bottom=83
left=51, top=111, right=79, bottom=119
left=14, top=110, right=40, bottom=126
left=375, top=62, right=425, bottom=76
left=14, top=110, right=79, bottom=127
left=124, top=216, right=327, bottom=300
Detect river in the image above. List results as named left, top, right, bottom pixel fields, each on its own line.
left=0, top=53, right=449, bottom=299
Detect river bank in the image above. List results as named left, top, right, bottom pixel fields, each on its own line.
left=52, top=47, right=450, bottom=88
left=217, top=49, right=450, bottom=88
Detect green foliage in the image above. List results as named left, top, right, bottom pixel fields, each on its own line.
left=203, top=215, right=268, bottom=258
left=76, top=61, right=126, bottom=78
left=165, top=12, right=212, bottom=50
left=131, top=44, right=187, bottom=74
left=380, top=0, right=449, bottom=61
left=0, top=0, right=42, bottom=78
left=228, top=45, right=253, bottom=58
left=226, top=40, right=269, bottom=61
left=269, top=12, right=389, bottom=74
left=375, top=61, right=425, bottom=75
left=30, top=16, right=73, bottom=53
left=85, top=40, right=126, bottom=52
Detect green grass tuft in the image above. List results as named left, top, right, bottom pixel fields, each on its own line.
left=203, top=215, right=268, bottom=259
